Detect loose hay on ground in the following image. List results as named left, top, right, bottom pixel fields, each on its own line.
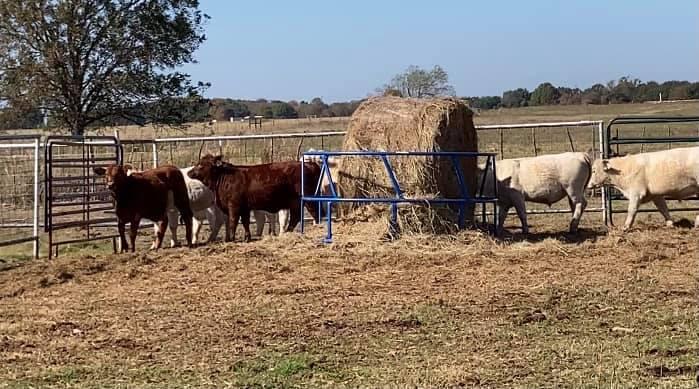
left=0, top=219, right=696, bottom=388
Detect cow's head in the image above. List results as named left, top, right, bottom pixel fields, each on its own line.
left=188, top=154, right=224, bottom=188
left=93, top=164, right=133, bottom=192
left=588, top=159, right=619, bottom=189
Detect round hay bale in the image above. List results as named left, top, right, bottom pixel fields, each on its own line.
left=336, top=96, right=478, bottom=234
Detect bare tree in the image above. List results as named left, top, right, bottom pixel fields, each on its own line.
left=0, top=0, right=209, bottom=135
left=379, top=65, right=456, bottom=98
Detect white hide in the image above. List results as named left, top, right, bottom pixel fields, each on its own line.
left=588, top=146, right=699, bottom=230
left=166, top=166, right=226, bottom=246
left=481, top=151, right=592, bottom=234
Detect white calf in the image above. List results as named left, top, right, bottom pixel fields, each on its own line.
left=481, top=152, right=592, bottom=234
left=588, top=146, right=699, bottom=230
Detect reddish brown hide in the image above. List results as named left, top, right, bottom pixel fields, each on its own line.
left=94, top=164, right=193, bottom=252
left=187, top=154, right=323, bottom=242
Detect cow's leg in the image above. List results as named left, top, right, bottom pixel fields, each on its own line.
left=226, top=204, right=239, bottom=243
left=511, top=194, right=528, bottom=234
left=254, top=210, right=265, bottom=236
left=285, top=202, right=302, bottom=232
left=154, top=218, right=168, bottom=250
left=240, top=209, right=252, bottom=242
left=694, top=214, right=699, bottom=228
left=267, top=213, right=275, bottom=235
left=278, top=209, right=290, bottom=234
left=129, top=217, right=140, bottom=253
left=191, top=213, right=203, bottom=245
left=496, top=203, right=511, bottom=236
left=172, top=190, right=193, bottom=248
left=150, top=224, right=159, bottom=250
left=167, top=209, right=179, bottom=247
left=224, top=210, right=232, bottom=242
left=567, top=192, right=587, bottom=233
left=118, top=220, right=128, bottom=253
left=304, top=201, right=322, bottom=225
left=652, top=197, right=674, bottom=227
left=205, top=207, right=221, bottom=243
left=623, top=196, right=640, bottom=231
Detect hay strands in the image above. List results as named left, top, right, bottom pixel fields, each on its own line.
left=300, top=149, right=499, bottom=243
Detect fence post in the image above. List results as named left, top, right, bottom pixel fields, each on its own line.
left=531, top=127, right=538, bottom=156
left=499, top=129, right=504, bottom=159
left=32, top=137, right=40, bottom=259
left=598, top=121, right=610, bottom=226
left=151, top=142, right=158, bottom=168
left=566, top=127, right=575, bottom=152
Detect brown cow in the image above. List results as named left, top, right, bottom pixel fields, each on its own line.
left=187, top=154, right=323, bottom=242
left=94, top=164, right=194, bottom=252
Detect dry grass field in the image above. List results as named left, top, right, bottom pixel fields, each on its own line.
left=0, top=215, right=697, bottom=388
left=1, top=101, right=698, bottom=388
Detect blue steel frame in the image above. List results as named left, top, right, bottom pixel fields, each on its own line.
left=300, top=150, right=499, bottom=243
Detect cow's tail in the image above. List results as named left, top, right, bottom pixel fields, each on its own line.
left=582, top=152, right=593, bottom=192
left=171, top=170, right=194, bottom=221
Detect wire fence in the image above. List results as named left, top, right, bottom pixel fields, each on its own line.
left=0, top=135, right=40, bottom=258
left=9, top=118, right=699, bottom=257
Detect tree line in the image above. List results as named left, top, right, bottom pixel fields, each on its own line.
left=466, top=77, right=699, bottom=109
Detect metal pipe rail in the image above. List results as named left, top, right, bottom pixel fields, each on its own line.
left=300, top=150, right=499, bottom=243
left=603, top=116, right=699, bottom=225
left=0, top=135, right=40, bottom=258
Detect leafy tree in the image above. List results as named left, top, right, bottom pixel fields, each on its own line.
left=0, top=0, right=208, bottom=135
left=557, top=87, right=582, bottom=105
left=581, top=84, right=609, bottom=105
left=635, top=81, right=661, bottom=102
left=607, top=76, right=641, bottom=103
left=464, top=96, right=501, bottom=109
left=529, top=82, right=560, bottom=106
left=269, top=101, right=297, bottom=118
left=380, top=65, right=455, bottom=98
left=501, top=88, right=530, bottom=108
left=688, top=83, right=699, bottom=99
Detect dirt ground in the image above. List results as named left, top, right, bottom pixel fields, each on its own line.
left=0, top=213, right=697, bottom=389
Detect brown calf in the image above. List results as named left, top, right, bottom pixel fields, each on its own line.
left=94, top=164, right=193, bottom=252
left=187, top=154, right=323, bottom=242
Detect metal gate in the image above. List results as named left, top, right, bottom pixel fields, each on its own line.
left=44, top=136, right=123, bottom=257
left=603, top=116, right=699, bottom=225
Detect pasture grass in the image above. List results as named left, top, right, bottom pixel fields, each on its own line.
left=0, top=215, right=696, bottom=388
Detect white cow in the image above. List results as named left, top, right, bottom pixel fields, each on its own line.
left=169, top=167, right=226, bottom=246
left=254, top=149, right=340, bottom=236
left=127, top=166, right=226, bottom=246
left=588, top=146, right=699, bottom=230
left=480, top=152, right=592, bottom=234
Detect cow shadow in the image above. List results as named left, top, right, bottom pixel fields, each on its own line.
left=497, top=227, right=607, bottom=244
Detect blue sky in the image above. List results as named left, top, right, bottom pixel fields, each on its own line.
left=182, top=0, right=699, bottom=103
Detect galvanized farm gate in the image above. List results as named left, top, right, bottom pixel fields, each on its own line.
left=603, top=116, right=699, bottom=226
left=44, top=136, right=123, bottom=257
left=0, top=135, right=41, bottom=258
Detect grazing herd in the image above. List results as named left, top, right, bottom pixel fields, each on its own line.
left=94, top=145, right=699, bottom=252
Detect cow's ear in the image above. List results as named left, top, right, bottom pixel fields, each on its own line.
left=93, top=167, right=106, bottom=176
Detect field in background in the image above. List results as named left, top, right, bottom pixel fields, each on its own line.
left=2, top=100, right=697, bottom=139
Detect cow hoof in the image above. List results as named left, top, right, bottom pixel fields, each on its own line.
left=665, top=220, right=674, bottom=227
